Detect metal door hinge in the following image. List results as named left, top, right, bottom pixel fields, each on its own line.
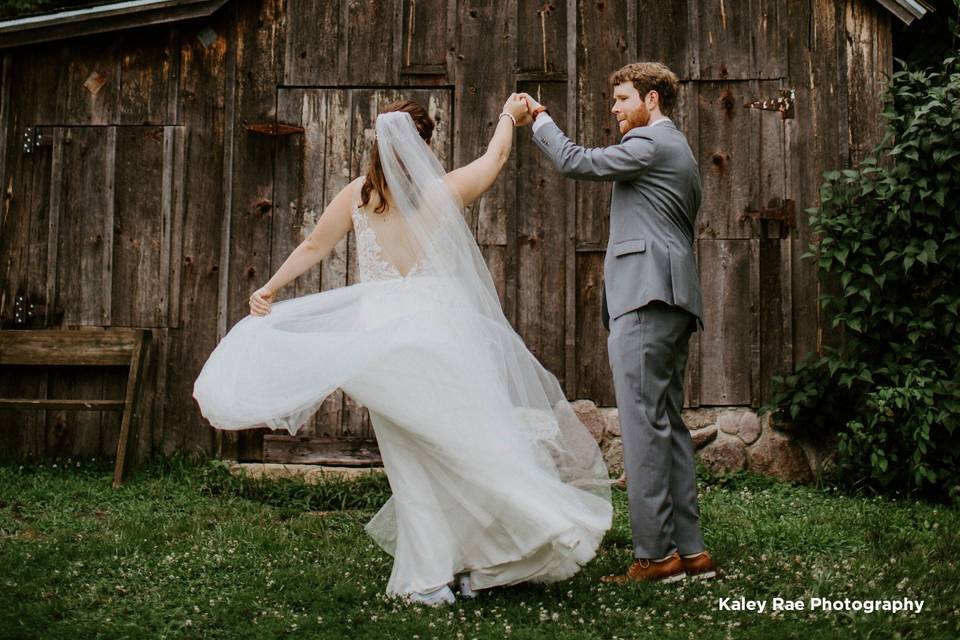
left=744, top=89, right=795, bottom=119
left=245, top=122, right=304, bottom=136
left=12, top=294, right=44, bottom=326
left=22, top=127, right=53, bottom=154
left=740, top=198, right=796, bottom=236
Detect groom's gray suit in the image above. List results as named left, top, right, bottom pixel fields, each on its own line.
left=531, top=114, right=706, bottom=559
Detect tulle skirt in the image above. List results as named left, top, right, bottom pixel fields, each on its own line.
left=192, top=274, right=612, bottom=595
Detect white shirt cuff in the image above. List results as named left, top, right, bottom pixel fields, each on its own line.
left=532, top=113, right=554, bottom=133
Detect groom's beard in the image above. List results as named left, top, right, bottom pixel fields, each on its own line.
left=620, top=104, right=651, bottom=134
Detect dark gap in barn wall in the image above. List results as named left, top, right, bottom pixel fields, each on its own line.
left=891, top=0, right=958, bottom=68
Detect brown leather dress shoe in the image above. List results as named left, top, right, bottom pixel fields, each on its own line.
left=680, top=550, right=717, bottom=580
left=600, top=552, right=686, bottom=584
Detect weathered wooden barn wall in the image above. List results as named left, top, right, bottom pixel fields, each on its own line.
left=0, top=0, right=892, bottom=463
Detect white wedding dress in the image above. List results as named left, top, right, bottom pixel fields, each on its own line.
left=193, top=114, right=612, bottom=599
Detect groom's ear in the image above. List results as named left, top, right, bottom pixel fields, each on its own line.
left=646, top=89, right=661, bottom=109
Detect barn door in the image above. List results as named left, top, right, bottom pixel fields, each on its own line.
left=692, top=81, right=793, bottom=408
left=627, top=0, right=798, bottom=409
left=2, top=125, right=187, bottom=330
left=0, top=123, right=185, bottom=460
left=260, top=87, right=452, bottom=465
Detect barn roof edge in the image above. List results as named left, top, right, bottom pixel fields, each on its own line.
left=0, top=0, right=935, bottom=50
left=0, top=0, right=233, bottom=49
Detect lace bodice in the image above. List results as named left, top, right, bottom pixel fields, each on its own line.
left=351, top=200, right=425, bottom=283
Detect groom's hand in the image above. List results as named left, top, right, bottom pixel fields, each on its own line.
left=504, top=93, right=533, bottom=127
left=517, top=93, right=543, bottom=120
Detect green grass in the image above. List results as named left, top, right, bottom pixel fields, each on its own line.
left=1, top=456, right=958, bottom=639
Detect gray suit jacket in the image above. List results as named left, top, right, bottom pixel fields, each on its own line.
left=531, top=118, right=704, bottom=332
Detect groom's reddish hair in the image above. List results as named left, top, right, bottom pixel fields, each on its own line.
left=609, top=62, right=679, bottom=115
left=362, top=100, right=436, bottom=214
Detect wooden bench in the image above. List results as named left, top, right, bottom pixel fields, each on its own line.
left=0, top=328, right=152, bottom=489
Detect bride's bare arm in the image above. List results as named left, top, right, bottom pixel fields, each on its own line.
left=443, top=95, right=530, bottom=208
left=257, top=180, right=356, bottom=299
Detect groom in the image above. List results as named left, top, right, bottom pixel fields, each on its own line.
left=517, top=62, right=716, bottom=583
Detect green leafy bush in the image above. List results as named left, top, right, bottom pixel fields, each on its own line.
left=764, top=53, right=960, bottom=501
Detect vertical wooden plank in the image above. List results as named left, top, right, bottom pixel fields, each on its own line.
left=274, top=89, right=319, bottom=302
left=163, top=125, right=188, bottom=328
left=574, top=0, right=631, bottom=249
left=342, top=87, right=383, bottom=441
left=698, top=239, right=752, bottom=405
left=0, top=50, right=49, bottom=455
left=752, top=0, right=786, bottom=80
left=166, top=11, right=232, bottom=460
left=844, top=1, right=892, bottom=167
left=44, top=128, right=112, bottom=458
left=697, top=0, right=754, bottom=80
left=696, top=81, right=755, bottom=241
left=0, top=56, right=38, bottom=329
left=785, top=0, right=839, bottom=367
left=223, top=0, right=285, bottom=461
left=677, top=81, right=701, bottom=408
left=271, top=87, right=324, bottom=439
left=453, top=0, right=517, bottom=323
left=517, top=0, right=567, bottom=74
left=112, top=126, right=168, bottom=328
left=11, top=42, right=63, bottom=126
left=347, top=0, right=398, bottom=84
left=516, top=80, right=567, bottom=384
left=516, top=0, right=570, bottom=391
left=574, top=251, right=614, bottom=405
left=117, top=25, right=176, bottom=125
left=44, top=363, right=103, bottom=459
left=103, top=127, right=116, bottom=327
left=401, top=0, right=450, bottom=75
left=758, top=235, right=792, bottom=405
left=637, top=0, right=696, bottom=80
left=53, top=127, right=111, bottom=327
left=570, top=0, right=629, bottom=405
left=283, top=0, right=342, bottom=85
left=563, top=0, right=578, bottom=398
left=57, top=33, right=119, bottom=125
left=316, top=89, right=352, bottom=439
left=99, top=366, right=129, bottom=461
left=754, top=77, right=791, bottom=407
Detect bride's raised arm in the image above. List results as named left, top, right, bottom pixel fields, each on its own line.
left=443, top=95, right=530, bottom=208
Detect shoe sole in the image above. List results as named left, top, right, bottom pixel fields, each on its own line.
left=658, top=572, right=687, bottom=584
left=686, top=570, right=717, bottom=580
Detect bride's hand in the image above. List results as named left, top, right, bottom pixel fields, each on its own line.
left=503, top=94, right=532, bottom=126
left=249, top=286, right=275, bottom=316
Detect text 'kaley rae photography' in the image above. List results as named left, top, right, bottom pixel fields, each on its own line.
left=717, top=597, right=926, bottom=614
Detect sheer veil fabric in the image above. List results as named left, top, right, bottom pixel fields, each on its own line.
left=193, top=110, right=613, bottom=595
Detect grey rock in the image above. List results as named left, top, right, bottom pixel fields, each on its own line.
left=717, top=411, right=743, bottom=435
left=747, top=431, right=813, bottom=483
left=737, top=411, right=762, bottom=445
left=601, top=436, right=624, bottom=475
left=691, top=425, right=718, bottom=450
left=697, top=437, right=747, bottom=473
left=572, top=399, right=606, bottom=444
left=602, top=408, right=621, bottom=437
left=682, top=407, right=724, bottom=430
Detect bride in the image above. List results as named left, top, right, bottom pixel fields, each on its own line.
left=192, top=96, right=613, bottom=606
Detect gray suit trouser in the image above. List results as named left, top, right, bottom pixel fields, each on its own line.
left=607, top=300, right=705, bottom=559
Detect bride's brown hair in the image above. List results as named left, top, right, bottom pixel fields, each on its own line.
left=361, top=99, right=435, bottom=214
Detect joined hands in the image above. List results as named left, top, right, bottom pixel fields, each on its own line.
left=502, top=93, right=545, bottom=128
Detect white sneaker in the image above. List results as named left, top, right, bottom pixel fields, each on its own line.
left=405, top=585, right=456, bottom=607
left=456, top=572, right=477, bottom=599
